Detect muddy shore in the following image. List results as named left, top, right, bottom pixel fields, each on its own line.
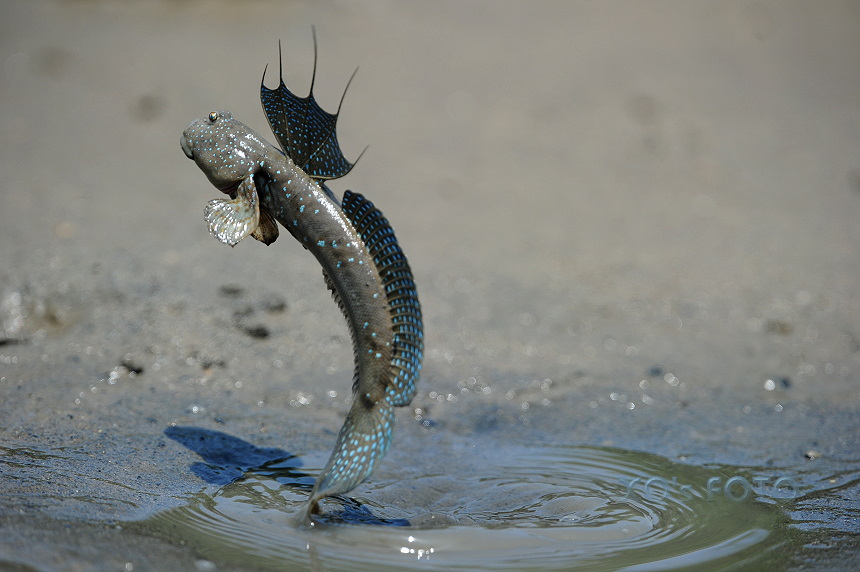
left=2, top=1, right=859, bottom=570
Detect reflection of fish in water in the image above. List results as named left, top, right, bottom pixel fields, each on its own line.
left=179, top=33, right=423, bottom=521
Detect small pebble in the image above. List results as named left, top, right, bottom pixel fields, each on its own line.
left=647, top=365, right=664, bottom=377
left=219, top=285, right=244, bottom=297
left=244, top=325, right=270, bottom=339
left=195, top=560, right=217, bottom=572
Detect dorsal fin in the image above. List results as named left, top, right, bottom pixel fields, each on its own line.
left=341, top=191, right=423, bottom=406
left=260, top=32, right=357, bottom=181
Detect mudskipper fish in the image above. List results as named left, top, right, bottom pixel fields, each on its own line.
left=179, top=35, right=423, bottom=521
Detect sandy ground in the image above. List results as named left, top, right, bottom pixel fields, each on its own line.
left=1, top=1, right=859, bottom=570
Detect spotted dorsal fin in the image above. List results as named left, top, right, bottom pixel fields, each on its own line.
left=260, top=32, right=357, bottom=181
left=341, top=191, right=423, bottom=406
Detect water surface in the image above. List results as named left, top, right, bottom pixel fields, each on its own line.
left=136, top=442, right=795, bottom=571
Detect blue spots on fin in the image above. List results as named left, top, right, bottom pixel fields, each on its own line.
left=341, top=190, right=423, bottom=407
left=260, top=39, right=357, bottom=181
left=309, top=400, right=395, bottom=510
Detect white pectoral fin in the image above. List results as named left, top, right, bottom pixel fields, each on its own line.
left=204, top=176, right=260, bottom=247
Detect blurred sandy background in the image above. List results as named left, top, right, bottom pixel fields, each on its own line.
left=1, top=1, right=859, bottom=569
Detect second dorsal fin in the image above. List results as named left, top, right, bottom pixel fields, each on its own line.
left=341, top=190, right=423, bottom=406
left=260, top=32, right=356, bottom=181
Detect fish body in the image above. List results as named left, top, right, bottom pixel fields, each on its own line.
left=180, top=41, right=422, bottom=518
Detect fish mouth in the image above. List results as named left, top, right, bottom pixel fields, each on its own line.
left=180, top=134, right=194, bottom=159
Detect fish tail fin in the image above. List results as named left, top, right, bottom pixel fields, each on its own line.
left=307, top=398, right=395, bottom=514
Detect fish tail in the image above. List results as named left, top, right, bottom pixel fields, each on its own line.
left=305, top=191, right=422, bottom=517
left=307, top=397, right=395, bottom=514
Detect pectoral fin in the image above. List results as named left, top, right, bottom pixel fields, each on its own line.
left=204, top=176, right=260, bottom=247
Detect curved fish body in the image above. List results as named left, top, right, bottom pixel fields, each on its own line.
left=179, top=41, right=422, bottom=519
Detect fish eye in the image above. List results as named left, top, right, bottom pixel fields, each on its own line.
left=208, top=111, right=218, bottom=122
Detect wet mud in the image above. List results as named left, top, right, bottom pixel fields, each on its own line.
left=2, top=1, right=859, bottom=570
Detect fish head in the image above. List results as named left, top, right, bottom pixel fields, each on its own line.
left=181, top=111, right=268, bottom=194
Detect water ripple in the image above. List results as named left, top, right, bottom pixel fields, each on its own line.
left=136, top=443, right=793, bottom=570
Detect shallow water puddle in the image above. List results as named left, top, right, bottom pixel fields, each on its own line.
left=135, top=444, right=798, bottom=570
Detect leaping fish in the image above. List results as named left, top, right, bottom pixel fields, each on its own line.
left=179, top=33, right=423, bottom=521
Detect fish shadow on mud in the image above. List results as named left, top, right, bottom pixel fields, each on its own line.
left=164, top=426, right=409, bottom=526
left=164, top=425, right=298, bottom=486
